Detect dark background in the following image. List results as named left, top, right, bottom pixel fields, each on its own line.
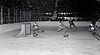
left=0, top=0, right=100, bottom=24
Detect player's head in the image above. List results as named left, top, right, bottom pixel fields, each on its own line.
left=90, top=21, right=96, bottom=25
left=59, top=21, right=63, bottom=24
left=33, top=22, right=37, bottom=25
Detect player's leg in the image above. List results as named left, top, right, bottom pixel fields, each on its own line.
left=57, top=28, right=63, bottom=32
left=63, top=29, right=69, bottom=37
left=95, top=31, right=100, bottom=39
left=69, top=24, right=72, bottom=29
left=92, top=31, right=100, bottom=40
left=33, top=30, right=38, bottom=37
left=91, top=31, right=95, bottom=36
left=93, top=34, right=100, bottom=40
left=89, top=27, right=99, bottom=40
left=73, top=23, right=77, bottom=29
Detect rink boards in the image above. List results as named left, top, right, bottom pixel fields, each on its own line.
left=0, top=21, right=100, bottom=33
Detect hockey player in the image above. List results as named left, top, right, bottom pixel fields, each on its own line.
left=68, top=17, right=77, bottom=29
left=57, top=21, right=69, bottom=37
left=32, top=22, right=44, bottom=37
left=89, top=21, right=100, bottom=40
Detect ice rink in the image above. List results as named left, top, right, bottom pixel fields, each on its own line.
left=0, top=0, right=100, bottom=55
left=0, top=25, right=100, bottom=55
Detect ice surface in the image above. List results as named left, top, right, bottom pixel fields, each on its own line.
left=0, top=26, right=100, bottom=55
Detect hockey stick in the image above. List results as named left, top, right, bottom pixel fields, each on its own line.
left=96, top=18, right=100, bottom=26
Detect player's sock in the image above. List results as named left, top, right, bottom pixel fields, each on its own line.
left=67, top=35, right=69, bottom=37
left=64, top=34, right=69, bottom=37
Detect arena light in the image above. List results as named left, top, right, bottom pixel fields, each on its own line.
left=61, top=13, right=64, bottom=15
left=58, top=17, right=60, bottom=18
left=58, top=13, right=61, bottom=14
left=46, top=13, right=49, bottom=14
left=66, top=13, right=68, bottom=14
left=58, top=17, right=62, bottom=19
left=68, top=13, right=71, bottom=14
left=49, top=13, right=52, bottom=15
left=60, top=17, right=63, bottom=19
left=63, top=13, right=66, bottom=15
left=46, top=13, right=52, bottom=15
left=45, top=13, right=47, bottom=14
